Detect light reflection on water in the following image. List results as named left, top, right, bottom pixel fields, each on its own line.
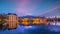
left=0, top=25, right=44, bottom=34
left=0, top=23, right=60, bottom=34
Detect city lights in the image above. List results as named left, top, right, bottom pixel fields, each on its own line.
left=0, top=13, right=60, bottom=29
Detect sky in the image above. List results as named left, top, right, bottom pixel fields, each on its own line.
left=0, top=0, right=60, bottom=16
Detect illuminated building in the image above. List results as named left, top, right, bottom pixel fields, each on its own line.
left=32, top=17, right=47, bottom=24
left=21, top=18, right=30, bottom=25
left=32, top=18, right=40, bottom=24
left=40, top=18, right=47, bottom=24
left=6, top=13, right=19, bottom=29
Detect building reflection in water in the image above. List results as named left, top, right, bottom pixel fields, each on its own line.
left=0, top=13, right=60, bottom=30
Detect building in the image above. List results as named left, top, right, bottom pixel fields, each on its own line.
left=21, top=18, right=30, bottom=25
left=32, top=18, right=40, bottom=24
left=6, top=13, right=19, bottom=29
left=20, top=16, right=47, bottom=25
left=32, top=17, right=47, bottom=24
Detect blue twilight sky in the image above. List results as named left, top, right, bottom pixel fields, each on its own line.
left=0, top=0, right=60, bottom=16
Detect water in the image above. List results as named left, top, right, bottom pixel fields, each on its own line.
left=0, top=24, right=60, bottom=34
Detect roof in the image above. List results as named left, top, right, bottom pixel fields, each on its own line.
left=7, top=13, right=17, bottom=16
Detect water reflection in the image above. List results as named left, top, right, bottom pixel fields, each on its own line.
left=0, top=24, right=60, bottom=34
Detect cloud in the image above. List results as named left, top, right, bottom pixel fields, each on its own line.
left=15, top=0, right=36, bottom=16
left=37, top=5, right=60, bottom=16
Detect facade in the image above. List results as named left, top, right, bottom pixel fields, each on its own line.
left=33, top=18, right=47, bottom=24
left=6, top=13, right=19, bottom=29
left=32, top=18, right=40, bottom=24
left=21, top=18, right=30, bottom=25
left=20, top=17, right=47, bottom=25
